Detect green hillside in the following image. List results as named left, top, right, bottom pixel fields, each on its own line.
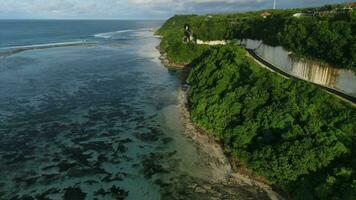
left=157, top=4, right=356, bottom=70
left=187, top=45, right=356, bottom=200
left=157, top=2, right=356, bottom=199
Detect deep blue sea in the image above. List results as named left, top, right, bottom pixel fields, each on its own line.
left=0, top=20, right=267, bottom=200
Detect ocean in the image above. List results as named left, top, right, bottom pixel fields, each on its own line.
left=0, top=20, right=268, bottom=200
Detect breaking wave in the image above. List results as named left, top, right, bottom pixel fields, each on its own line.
left=94, top=29, right=134, bottom=39
left=93, top=28, right=154, bottom=40
left=0, top=40, right=91, bottom=58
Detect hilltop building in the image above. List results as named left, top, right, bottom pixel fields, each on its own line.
left=294, top=3, right=354, bottom=18
left=334, top=7, right=353, bottom=14
left=261, top=12, right=271, bottom=19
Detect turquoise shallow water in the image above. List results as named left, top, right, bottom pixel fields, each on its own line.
left=0, top=20, right=221, bottom=200
left=0, top=20, right=272, bottom=200
left=0, top=21, right=178, bottom=199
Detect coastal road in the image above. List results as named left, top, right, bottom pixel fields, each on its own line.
left=246, top=48, right=356, bottom=105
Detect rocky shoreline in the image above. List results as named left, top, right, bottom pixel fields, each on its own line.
left=155, top=36, right=286, bottom=199
left=156, top=46, right=188, bottom=69
left=177, top=89, right=286, bottom=200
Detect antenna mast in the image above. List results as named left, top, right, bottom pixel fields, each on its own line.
left=273, top=0, right=276, bottom=9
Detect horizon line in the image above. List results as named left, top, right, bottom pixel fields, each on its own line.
left=0, top=18, right=167, bottom=21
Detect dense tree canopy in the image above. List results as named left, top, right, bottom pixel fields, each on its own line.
left=157, top=7, right=356, bottom=70
left=156, top=15, right=210, bottom=63
left=157, top=3, right=356, bottom=199
left=187, top=45, right=356, bottom=199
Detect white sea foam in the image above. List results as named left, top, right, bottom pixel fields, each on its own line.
left=0, top=41, right=88, bottom=51
left=0, top=40, right=90, bottom=57
left=94, top=29, right=134, bottom=39
left=94, top=28, right=154, bottom=39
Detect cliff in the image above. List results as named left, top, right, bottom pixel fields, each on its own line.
left=157, top=16, right=356, bottom=200
left=157, top=8, right=356, bottom=70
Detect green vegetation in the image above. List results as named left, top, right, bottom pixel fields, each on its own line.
left=187, top=45, right=356, bottom=200
left=157, top=5, right=356, bottom=70
left=278, top=15, right=355, bottom=69
left=157, top=15, right=210, bottom=63
left=157, top=3, right=356, bottom=199
left=239, top=12, right=355, bottom=69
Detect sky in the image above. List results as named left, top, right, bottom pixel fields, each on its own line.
left=0, top=0, right=352, bottom=19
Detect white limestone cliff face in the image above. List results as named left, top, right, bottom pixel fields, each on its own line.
left=196, top=40, right=228, bottom=45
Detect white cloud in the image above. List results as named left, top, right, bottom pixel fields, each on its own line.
left=0, top=0, right=350, bottom=19
left=130, top=0, right=265, bottom=4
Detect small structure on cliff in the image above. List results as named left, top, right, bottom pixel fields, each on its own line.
left=260, top=11, right=271, bottom=19
left=183, top=24, right=196, bottom=43
left=293, top=12, right=314, bottom=17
